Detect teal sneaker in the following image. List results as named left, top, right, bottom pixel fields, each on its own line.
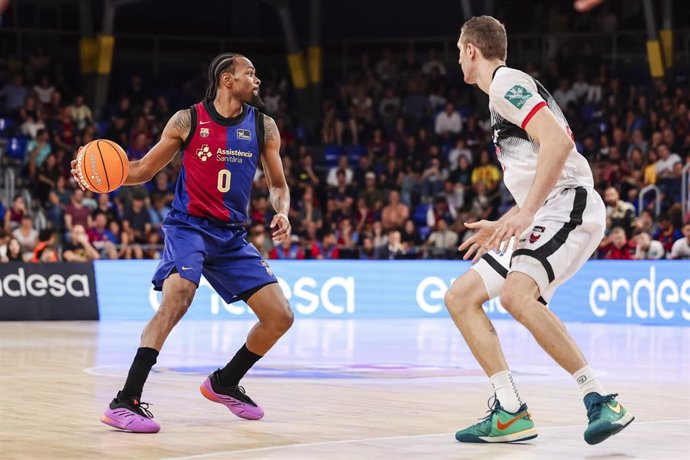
left=455, top=397, right=538, bottom=443
left=583, top=392, right=634, bottom=445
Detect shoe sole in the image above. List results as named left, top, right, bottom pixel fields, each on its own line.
left=100, top=415, right=160, bottom=433
left=200, top=380, right=264, bottom=420
left=585, top=413, right=635, bottom=445
left=457, top=427, right=538, bottom=443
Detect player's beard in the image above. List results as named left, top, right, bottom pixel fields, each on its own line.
left=249, top=91, right=265, bottom=111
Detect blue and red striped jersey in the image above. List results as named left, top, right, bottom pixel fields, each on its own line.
left=171, top=101, right=263, bottom=224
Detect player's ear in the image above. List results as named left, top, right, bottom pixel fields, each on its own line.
left=222, top=72, right=232, bottom=88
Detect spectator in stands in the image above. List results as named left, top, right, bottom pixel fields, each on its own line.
left=420, top=157, right=445, bottom=201
left=25, top=128, right=51, bottom=178
left=331, top=170, right=357, bottom=213
left=3, top=195, right=26, bottom=232
left=434, top=102, right=463, bottom=138
left=326, top=155, right=353, bottom=187
left=0, top=230, right=9, bottom=262
left=381, top=190, right=409, bottom=231
left=601, top=227, right=636, bottom=260
left=127, top=131, right=150, bottom=161
left=12, top=215, right=38, bottom=258
left=652, top=213, right=682, bottom=254
left=312, top=230, right=340, bottom=259
left=471, top=150, right=501, bottom=193
left=358, top=236, right=377, bottom=260
left=19, top=95, right=45, bottom=138
left=400, top=219, right=423, bottom=249
left=377, top=229, right=407, bottom=260
left=656, top=144, right=681, bottom=180
left=143, top=230, right=162, bottom=259
left=31, top=229, right=59, bottom=262
left=122, top=194, right=152, bottom=244
left=70, top=95, right=93, bottom=132
left=670, top=223, right=690, bottom=260
left=269, top=236, right=303, bottom=260
left=633, top=208, right=658, bottom=235
left=633, top=231, right=665, bottom=260
left=0, top=74, right=29, bottom=113
left=296, top=185, right=323, bottom=232
left=3, top=237, right=24, bottom=262
left=337, top=218, right=359, bottom=251
left=36, top=153, right=62, bottom=204
left=425, top=219, right=458, bottom=259
left=448, top=138, right=472, bottom=171
left=88, top=212, right=119, bottom=259
left=469, top=181, right=494, bottom=221
left=553, top=78, right=578, bottom=108
left=64, top=188, right=92, bottom=234
left=33, top=74, right=56, bottom=107
left=94, top=193, right=120, bottom=224
left=294, top=152, right=320, bottom=195
left=62, top=224, right=100, bottom=261
left=149, top=193, right=171, bottom=230
left=604, top=186, right=635, bottom=238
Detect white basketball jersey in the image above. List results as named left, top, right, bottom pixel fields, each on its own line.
left=488, top=66, right=594, bottom=208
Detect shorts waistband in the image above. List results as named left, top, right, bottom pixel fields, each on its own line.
left=170, top=209, right=247, bottom=229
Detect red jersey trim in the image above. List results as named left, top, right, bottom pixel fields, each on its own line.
left=521, top=101, right=547, bottom=129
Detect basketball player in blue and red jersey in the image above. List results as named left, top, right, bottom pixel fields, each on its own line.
left=73, top=53, right=294, bottom=433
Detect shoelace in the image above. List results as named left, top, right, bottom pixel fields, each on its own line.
left=233, top=386, right=256, bottom=405
left=133, top=401, right=155, bottom=419
left=586, top=393, right=618, bottom=422
left=477, top=395, right=502, bottom=423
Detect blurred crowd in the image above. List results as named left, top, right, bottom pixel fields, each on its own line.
left=0, top=45, right=689, bottom=264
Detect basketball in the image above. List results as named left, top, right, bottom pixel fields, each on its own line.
left=76, top=139, right=129, bottom=193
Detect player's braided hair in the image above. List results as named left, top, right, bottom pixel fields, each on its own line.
left=205, top=52, right=244, bottom=101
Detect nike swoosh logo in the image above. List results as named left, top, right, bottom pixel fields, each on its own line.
left=199, top=121, right=211, bottom=125
left=496, top=411, right=528, bottom=430
left=607, top=402, right=622, bottom=414
left=181, top=266, right=193, bottom=271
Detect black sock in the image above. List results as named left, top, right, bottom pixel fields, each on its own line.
left=119, top=347, right=159, bottom=401
left=219, top=344, right=262, bottom=387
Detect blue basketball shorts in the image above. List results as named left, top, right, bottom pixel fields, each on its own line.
left=152, top=210, right=277, bottom=303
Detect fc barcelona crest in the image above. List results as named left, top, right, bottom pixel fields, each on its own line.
left=200, top=127, right=210, bottom=138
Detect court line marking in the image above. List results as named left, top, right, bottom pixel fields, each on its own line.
left=165, top=419, right=690, bottom=460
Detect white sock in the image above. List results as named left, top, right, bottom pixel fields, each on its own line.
left=573, top=365, right=606, bottom=397
left=490, top=370, right=523, bottom=413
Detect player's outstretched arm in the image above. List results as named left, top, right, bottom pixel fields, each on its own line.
left=123, top=109, right=191, bottom=185
left=261, top=115, right=291, bottom=243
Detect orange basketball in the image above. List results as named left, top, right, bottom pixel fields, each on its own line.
left=76, top=139, right=129, bottom=193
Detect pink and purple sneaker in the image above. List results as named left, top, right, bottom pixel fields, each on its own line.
left=100, top=392, right=161, bottom=433
left=200, top=370, right=264, bottom=420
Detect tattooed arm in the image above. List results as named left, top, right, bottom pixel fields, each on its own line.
left=123, top=109, right=191, bottom=185
left=261, top=114, right=291, bottom=242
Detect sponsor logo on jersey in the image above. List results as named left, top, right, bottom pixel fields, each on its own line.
left=200, top=127, right=210, bottom=138
left=529, top=225, right=545, bottom=244
left=504, top=85, right=533, bottom=109
left=237, top=129, right=252, bottom=140
left=196, top=144, right=212, bottom=161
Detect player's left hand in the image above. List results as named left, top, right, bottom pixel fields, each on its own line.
left=486, top=209, right=535, bottom=254
left=270, top=213, right=291, bottom=243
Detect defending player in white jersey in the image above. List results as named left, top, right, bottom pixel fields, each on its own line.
left=444, top=16, right=633, bottom=445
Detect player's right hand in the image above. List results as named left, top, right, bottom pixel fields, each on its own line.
left=70, top=146, right=86, bottom=191
left=458, top=219, right=498, bottom=263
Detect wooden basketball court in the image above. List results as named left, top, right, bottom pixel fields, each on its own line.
left=1, top=319, right=688, bottom=459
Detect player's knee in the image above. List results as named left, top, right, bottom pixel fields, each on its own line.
left=500, top=289, right=528, bottom=323
left=444, top=285, right=480, bottom=317
left=274, top=302, right=294, bottom=335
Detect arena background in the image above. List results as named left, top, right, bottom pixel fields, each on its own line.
left=1, top=1, right=689, bottom=459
